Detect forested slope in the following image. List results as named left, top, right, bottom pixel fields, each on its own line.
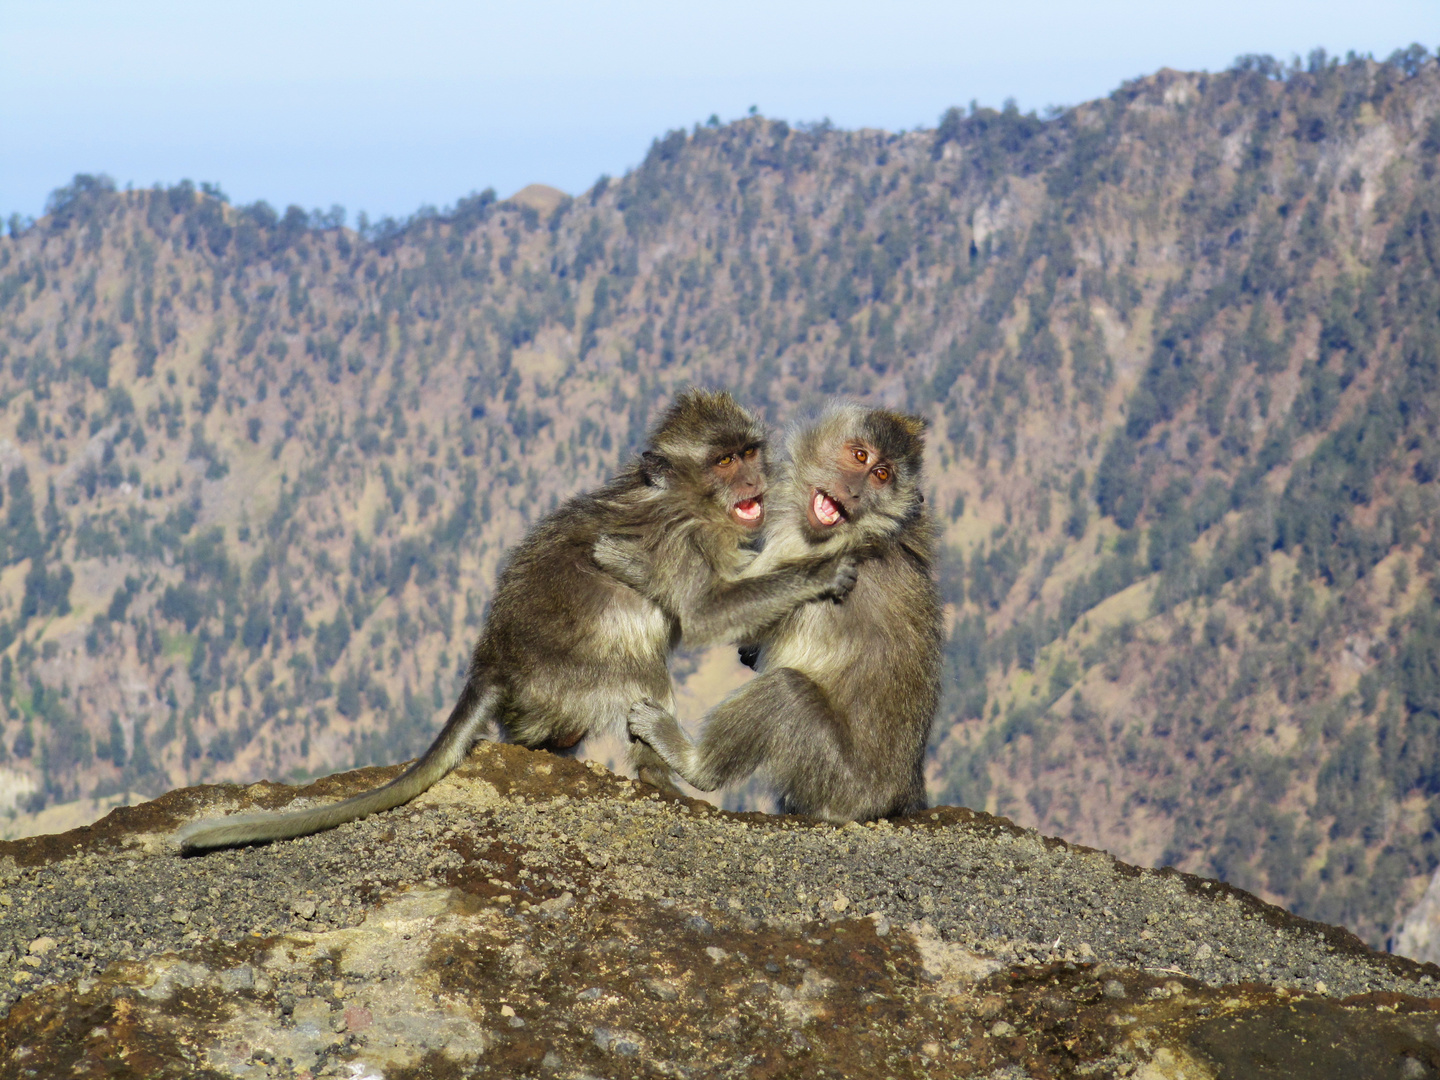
left=3, top=47, right=1440, bottom=946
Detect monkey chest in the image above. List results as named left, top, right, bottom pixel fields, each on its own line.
left=765, top=600, right=861, bottom=674
left=596, top=592, right=676, bottom=660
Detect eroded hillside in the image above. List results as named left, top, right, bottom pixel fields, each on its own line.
left=3, top=47, right=1440, bottom=946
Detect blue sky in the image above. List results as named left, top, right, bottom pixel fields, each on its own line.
left=3, top=1, right=1435, bottom=223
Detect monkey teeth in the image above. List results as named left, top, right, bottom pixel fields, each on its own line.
left=733, top=498, right=763, bottom=522
left=813, top=491, right=843, bottom=526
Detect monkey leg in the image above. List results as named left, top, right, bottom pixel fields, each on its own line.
left=504, top=669, right=666, bottom=753
left=630, top=668, right=843, bottom=798
left=503, top=708, right=591, bottom=754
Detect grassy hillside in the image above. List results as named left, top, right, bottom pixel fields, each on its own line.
left=3, top=46, right=1440, bottom=946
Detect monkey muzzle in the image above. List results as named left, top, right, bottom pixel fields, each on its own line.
left=809, top=489, right=847, bottom=528
left=732, top=497, right=764, bottom=527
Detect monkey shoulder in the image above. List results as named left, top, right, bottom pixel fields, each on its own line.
left=858, top=538, right=935, bottom=595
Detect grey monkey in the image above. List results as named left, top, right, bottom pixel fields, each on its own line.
left=178, top=390, right=856, bottom=852
left=619, top=404, right=942, bottom=823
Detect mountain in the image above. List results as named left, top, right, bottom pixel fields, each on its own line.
left=3, top=46, right=1440, bottom=948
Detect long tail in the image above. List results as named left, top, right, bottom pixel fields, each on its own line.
left=177, top=681, right=498, bottom=853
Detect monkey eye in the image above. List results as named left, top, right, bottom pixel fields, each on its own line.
left=716, top=454, right=734, bottom=467
left=873, top=466, right=891, bottom=484
left=853, top=447, right=869, bottom=465
left=743, top=446, right=759, bottom=459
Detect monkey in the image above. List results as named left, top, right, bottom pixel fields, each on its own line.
left=618, top=403, right=943, bottom=823
left=177, top=390, right=858, bottom=852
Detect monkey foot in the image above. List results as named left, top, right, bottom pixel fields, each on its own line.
left=636, top=764, right=681, bottom=794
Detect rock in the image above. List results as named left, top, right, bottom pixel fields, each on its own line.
left=26, top=938, right=55, bottom=956
left=0, top=742, right=1435, bottom=1079
left=217, top=964, right=255, bottom=992
left=643, top=978, right=679, bottom=1002
left=538, top=891, right=575, bottom=918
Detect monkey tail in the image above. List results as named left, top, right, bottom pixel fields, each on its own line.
left=176, top=680, right=499, bottom=853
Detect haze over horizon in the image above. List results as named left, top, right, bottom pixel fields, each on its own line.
left=3, top=0, right=1435, bottom=224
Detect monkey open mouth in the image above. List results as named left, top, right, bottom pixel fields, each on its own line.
left=732, top=497, right=764, bottom=526
left=810, top=489, right=846, bottom=528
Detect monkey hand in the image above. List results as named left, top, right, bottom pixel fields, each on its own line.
left=816, top=554, right=860, bottom=603
left=627, top=698, right=671, bottom=747
left=593, top=534, right=650, bottom=589
left=737, top=643, right=760, bottom=669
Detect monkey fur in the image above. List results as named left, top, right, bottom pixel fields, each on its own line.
left=178, top=390, right=856, bottom=852
left=624, top=403, right=943, bottom=823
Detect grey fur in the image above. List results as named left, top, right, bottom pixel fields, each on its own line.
left=178, top=390, right=854, bottom=853
left=626, top=403, right=943, bottom=823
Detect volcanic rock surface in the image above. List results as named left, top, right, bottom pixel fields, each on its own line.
left=1, top=742, right=1439, bottom=1078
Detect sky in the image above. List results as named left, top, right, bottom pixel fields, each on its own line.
left=3, top=1, right=1435, bottom=225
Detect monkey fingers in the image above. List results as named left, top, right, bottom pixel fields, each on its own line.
left=819, top=554, right=860, bottom=603
left=591, top=535, right=651, bottom=589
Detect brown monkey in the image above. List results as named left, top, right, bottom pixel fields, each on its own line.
left=178, top=390, right=856, bottom=852
left=622, top=404, right=942, bottom=822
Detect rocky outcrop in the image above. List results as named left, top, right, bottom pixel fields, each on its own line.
left=2, top=743, right=1439, bottom=1078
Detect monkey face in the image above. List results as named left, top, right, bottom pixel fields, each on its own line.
left=785, top=404, right=927, bottom=545
left=645, top=388, right=771, bottom=530
left=713, top=443, right=767, bottom=528
left=804, top=439, right=893, bottom=531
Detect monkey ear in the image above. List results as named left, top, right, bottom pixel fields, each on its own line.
left=640, top=451, right=675, bottom=488
left=899, top=414, right=929, bottom=437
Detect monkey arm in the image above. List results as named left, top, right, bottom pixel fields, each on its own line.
left=596, top=533, right=856, bottom=646
left=675, top=555, right=858, bottom=647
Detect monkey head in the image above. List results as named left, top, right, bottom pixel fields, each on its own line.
left=786, top=404, right=928, bottom=546
left=641, top=389, right=770, bottom=529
